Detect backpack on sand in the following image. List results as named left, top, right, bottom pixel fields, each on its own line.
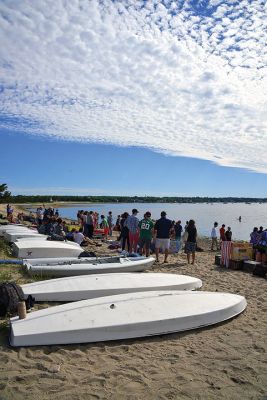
left=0, top=282, right=34, bottom=317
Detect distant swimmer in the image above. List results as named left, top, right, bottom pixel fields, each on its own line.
left=238, top=216, right=242, bottom=222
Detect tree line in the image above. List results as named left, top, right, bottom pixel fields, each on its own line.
left=0, top=184, right=266, bottom=204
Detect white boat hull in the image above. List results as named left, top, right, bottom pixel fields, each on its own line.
left=12, top=240, right=83, bottom=258
left=21, top=273, right=202, bottom=301
left=10, top=291, right=247, bottom=346
left=0, top=224, right=30, bottom=236
left=25, top=256, right=155, bottom=276
left=5, top=232, right=47, bottom=242
left=15, top=236, right=49, bottom=242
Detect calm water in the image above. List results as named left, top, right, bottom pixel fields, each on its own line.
left=53, top=203, right=267, bottom=241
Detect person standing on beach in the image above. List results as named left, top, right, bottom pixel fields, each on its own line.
left=211, top=222, right=219, bottom=251
left=86, top=211, right=94, bottom=238
left=174, top=220, right=183, bottom=252
left=100, top=215, right=109, bottom=240
left=115, top=215, right=121, bottom=231
left=125, top=209, right=140, bottom=253
left=220, top=224, right=226, bottom=242
left=225, top=226, right=232, bottom=241
left=107, top=211, right=113, bottom=237
left=120, top=212, right=130, bottom=252
left=185, top=219, right=197, bottom=265
left=138, top=212, right=154, bottom=257
left=154, top=211, right=172, bottom=263
left=6, top=204, right=13, bottom=222
left=36, top=207, right=44, bottom=226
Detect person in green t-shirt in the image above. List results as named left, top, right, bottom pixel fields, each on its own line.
left=138, top=212, right=154, bottom=257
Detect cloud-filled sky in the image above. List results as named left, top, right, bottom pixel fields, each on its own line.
left=0, top=0, right=266, bottom=174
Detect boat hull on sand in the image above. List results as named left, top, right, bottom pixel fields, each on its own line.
left=21, top=273, right=202, bottom=301
left=10, top=290, right=246, bottom=346
left=4, top=232, right=47, bottom=242
left=24, top=256, right=155, bottom=276
left=12, top=240, right=83, bottom=258
left=0, top=224, right=31, bottom=236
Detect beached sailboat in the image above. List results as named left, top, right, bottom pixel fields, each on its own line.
left=12, top=240, right=83, bottom=258
left=24, top=256, right=155, bottom=276
left=21, top=272, right=202, bottom=301
left=4, top=231, right=47, bottom=242
left=10, top=290, right=246, bottom=346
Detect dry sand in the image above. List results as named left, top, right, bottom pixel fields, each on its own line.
left=0, top=215, right=266, bottom=399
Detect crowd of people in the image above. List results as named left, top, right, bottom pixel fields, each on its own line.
left=4, top=204, right=267, bottom=265
left=250, top=226, right=267, bottom=263
left=31, top=207, right=197, bottom=264
left=210, top=222, right=232, bottom=251
left=98, top=209, right=197, bottom=264
left=210, top=220, right=266, bottom=263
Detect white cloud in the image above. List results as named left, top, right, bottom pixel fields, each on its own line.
left=0, top=0, right=266, bottom=173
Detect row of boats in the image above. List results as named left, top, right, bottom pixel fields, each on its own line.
left=0, top=223, right=247, bottom=347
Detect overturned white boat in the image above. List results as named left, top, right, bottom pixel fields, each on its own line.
left=15, top=236, right=49, bottom=242
left=4, top=231, right=47, bottom=242
left=12, top=240, right=83, bottom=259
left=21, top=273, right=202, bottom=301
left=24, top=256, right=155, bottom=276
left=10, top=290, right=247, bottom=347
left=0, top=226, right=36, bottom=237
left=0, top=224, right=28, bottom=233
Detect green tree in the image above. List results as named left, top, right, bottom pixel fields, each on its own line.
left=0, top=183, right=11, bottom=202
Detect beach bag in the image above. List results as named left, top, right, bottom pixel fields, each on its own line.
left=0, top=282, right=29, bottom=317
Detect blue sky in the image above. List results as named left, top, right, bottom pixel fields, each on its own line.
left=0, top=0, right=266, bottom=196
left=1, top=129, right=266, bottom=197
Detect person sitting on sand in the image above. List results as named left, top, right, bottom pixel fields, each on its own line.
left=185, top=219, right=197, bottom=265
left=66, top=228, right=76, bottom=241
left=73, top=228, right=90, bottom=246
left=51, top=218, right=66, bottom=241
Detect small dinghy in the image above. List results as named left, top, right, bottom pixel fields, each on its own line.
left=12, top=240, right=83, bottom=259
left=10, top=290, right=246, bottom=346
left=24, top=256, right=155, bottom=276
left=21, top=273, right=202, bottom=301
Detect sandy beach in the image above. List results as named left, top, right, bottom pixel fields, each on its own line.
left=0, top=228, right=266, bottom=400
